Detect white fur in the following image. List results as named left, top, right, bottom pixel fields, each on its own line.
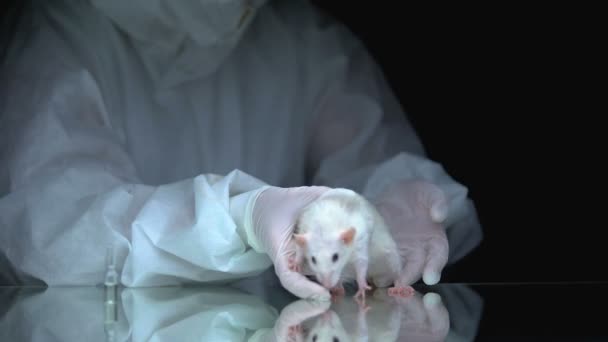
left=295, top=188, right=402, bottom=289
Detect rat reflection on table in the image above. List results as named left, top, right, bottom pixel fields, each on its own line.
left=273, top=288, right=455, bottom=342
left=0, top=282, right=481, bottom=342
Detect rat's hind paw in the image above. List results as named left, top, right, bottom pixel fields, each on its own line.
left=388, top=285, right=414, bottom=298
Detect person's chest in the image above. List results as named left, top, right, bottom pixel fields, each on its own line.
left=113, top=44, right=315, bottom=188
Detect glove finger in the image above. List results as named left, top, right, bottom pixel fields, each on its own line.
left=420, top=183, right=448, bottom=223
left=430, top=196, right=448, bottom=223
left=282, top=271, right=330, bottom=301
left=286, top=186, right=331, bottom=205
left=275, top=257, right=330, bottom=301
left=398, top=247, right=426, bottom=286
left=422, top=238, right=449, bottom=285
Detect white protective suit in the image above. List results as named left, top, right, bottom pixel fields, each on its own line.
left=0, top=0, right=482, bottom=286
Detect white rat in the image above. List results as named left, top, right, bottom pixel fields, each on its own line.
left=291, top=188, right=409, bottom=301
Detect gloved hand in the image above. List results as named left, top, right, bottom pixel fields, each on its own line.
left=251, top=186, right=332, bottom=301
left=371, top=180, right=450, bottom=287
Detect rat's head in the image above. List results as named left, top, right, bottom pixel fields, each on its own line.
left=294, top=227, right=355, bottom=288
left=295, top=195, right=367, bottom=289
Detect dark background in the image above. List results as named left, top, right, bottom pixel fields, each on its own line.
left=312, top=2, right=605, bottom=283
left=0, top=1, right=603, bottom=284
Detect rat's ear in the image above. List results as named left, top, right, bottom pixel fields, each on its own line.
left=340, top=227, right=356, bottom=245
left=293, top=233, right=309, bottom=247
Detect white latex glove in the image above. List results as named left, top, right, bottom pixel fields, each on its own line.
left=251, top=186, right=332, bottom=301
left=372, top=180, right=450, bottom=287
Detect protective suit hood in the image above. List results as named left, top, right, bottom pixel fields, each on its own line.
left=88, top=0, right=268, bottom=86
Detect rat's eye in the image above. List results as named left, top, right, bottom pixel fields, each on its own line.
left=311, top=256, right=317, bottom=264
left=332, top=253, right=339, bottom=262
left=333, top=337, right=339, bottom=342
left=312, top=335, right=317, bottom=342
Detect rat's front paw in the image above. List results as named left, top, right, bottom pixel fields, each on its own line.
left=287, top=254, right=301, bottom=272
left=330, top=284, right=345, bottom=297
left=287, top=324, right=303, bottom=342
left=330, top=284, right=345, bottom=303
left=388, top=285, right=415, bottom=298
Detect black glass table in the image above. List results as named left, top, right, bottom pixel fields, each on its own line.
left=1, top=279, right=607, bottom=341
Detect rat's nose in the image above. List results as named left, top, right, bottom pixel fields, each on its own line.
left=321, top=273, right=334, bottom=288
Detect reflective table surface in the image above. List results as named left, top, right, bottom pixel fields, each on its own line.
left=1, top=279, right=607, bottom=341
